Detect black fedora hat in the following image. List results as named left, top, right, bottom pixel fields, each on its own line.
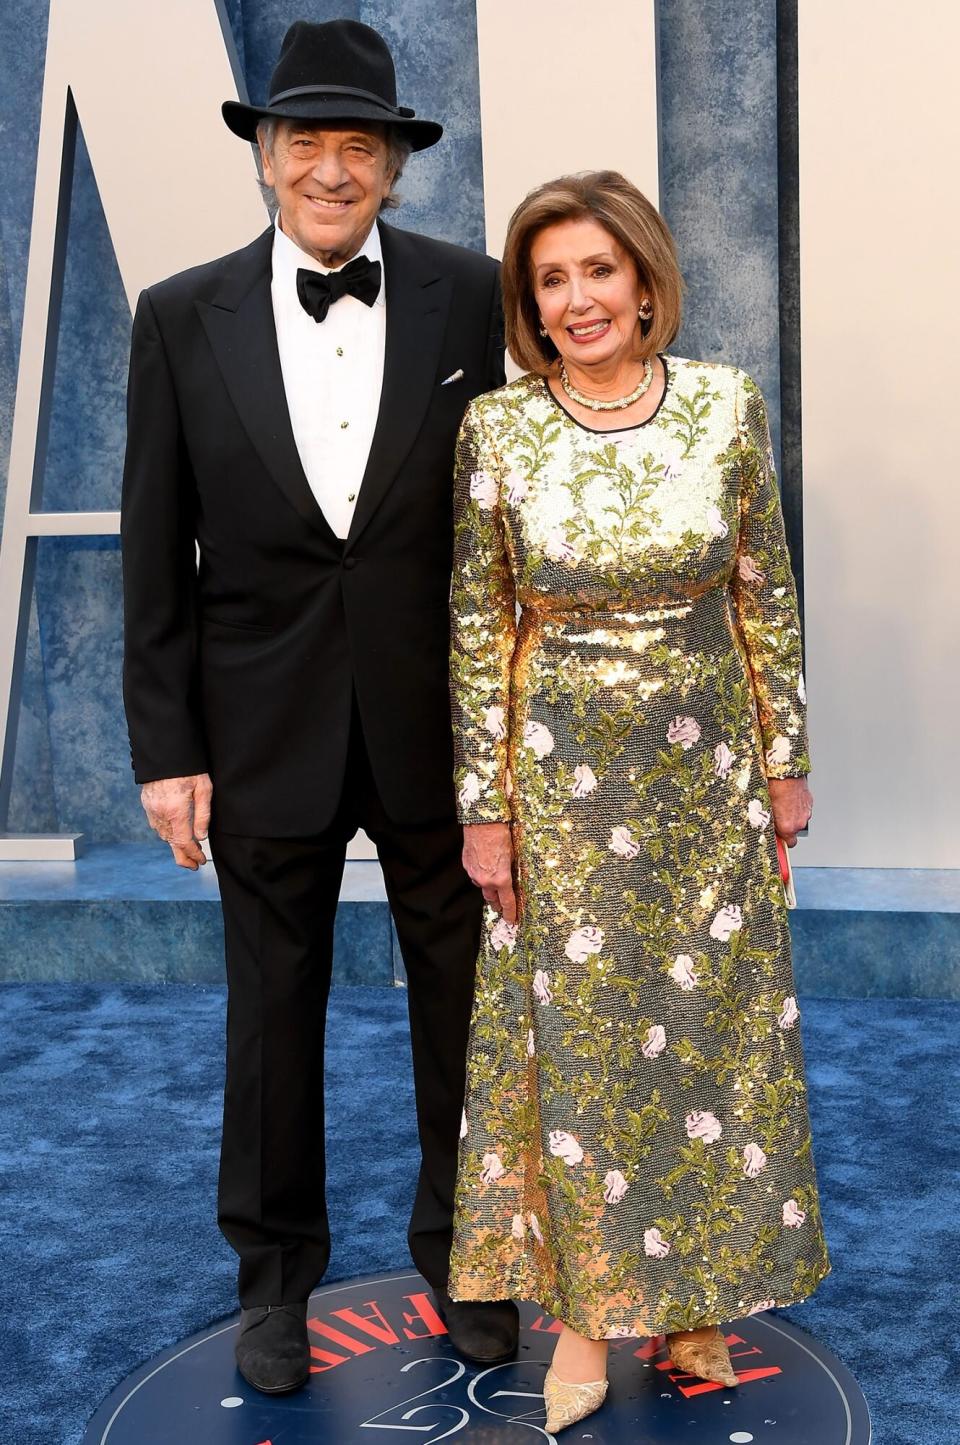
left=222, top=19, right=443, bottom=151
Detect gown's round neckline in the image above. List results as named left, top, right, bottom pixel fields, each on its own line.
left=542, top=355, right=672, bottom=435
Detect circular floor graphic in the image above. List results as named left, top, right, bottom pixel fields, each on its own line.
left=83, top=1270, right=870, bottom=1444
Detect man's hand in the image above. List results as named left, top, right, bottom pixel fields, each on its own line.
left=140, top=774, right=213, bottom=870
left=462, top=822, right=517, bottom=923
left=767, top=776, right=813, bottom=848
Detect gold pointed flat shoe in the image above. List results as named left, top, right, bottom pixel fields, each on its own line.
left=543, top=1365, right=608, bottom=1434
left=666, top=1326, right=739, bottom=1388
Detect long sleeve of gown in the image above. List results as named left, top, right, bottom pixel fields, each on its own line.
left=729, top=373, right=811, bottom=778
left=450, top=400, right=517, bottom=823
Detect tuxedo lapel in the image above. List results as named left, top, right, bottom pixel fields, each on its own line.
left=196, top=228, right=339, bottom=545
left=346, top=221, right=452, bottom=549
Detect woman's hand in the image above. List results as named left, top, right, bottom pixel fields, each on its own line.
left=767, top=776, right=813, bottom=848
left=462, top=822, right=517, bottom=922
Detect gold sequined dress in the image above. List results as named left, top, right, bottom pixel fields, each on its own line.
left=447, top=358, right=830, bottom=1338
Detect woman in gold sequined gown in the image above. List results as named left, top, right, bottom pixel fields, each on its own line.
left=446, top=173, right=829, bottom=1429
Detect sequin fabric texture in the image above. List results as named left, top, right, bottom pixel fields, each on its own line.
left=447, top=358, right=830, bottom=1338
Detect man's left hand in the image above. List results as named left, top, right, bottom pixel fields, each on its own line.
left=767, top=776, right=813, bottom=847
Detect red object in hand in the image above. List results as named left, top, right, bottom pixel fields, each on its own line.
left=776, top=835, right=791, bottom=883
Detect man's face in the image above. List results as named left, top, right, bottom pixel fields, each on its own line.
left=260, top=121, right=395, bottom=266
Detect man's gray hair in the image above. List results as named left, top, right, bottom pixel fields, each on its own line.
left=255, top=117, right=413, bottom=216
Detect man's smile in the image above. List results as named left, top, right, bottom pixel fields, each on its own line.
left=302, top=195, right=355, bottom=211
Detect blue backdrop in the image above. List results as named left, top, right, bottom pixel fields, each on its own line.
left=0, top=0, right=782, bottom=841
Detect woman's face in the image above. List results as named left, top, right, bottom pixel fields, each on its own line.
left=530, top=217, right=647, bottom=373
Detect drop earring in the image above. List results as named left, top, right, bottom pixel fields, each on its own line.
left=538, top=320, right=548, bottom=337
left=639, top=298, right=654, bottom=338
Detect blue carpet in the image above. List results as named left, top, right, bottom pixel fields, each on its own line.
left=1, top=985, right=958, bottom=1445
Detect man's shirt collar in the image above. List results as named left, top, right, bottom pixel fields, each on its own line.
left=272, top=211, right=385, bottom=306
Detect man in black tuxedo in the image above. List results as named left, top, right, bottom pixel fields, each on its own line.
left=121, top=19, right=516, bottom=1393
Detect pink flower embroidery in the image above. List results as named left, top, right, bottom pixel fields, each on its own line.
left=662, top=452, right=683, bottom=483
left=460, top=1108, right=468, bottom=1140
left=798, top=671, right=806, bottom=704
left=526, top=1028, right=536, bottom=1057
left=667, top=715, right=701, bottom=750
left=709, top=904, right=743, bottom=941
left=457, top=772, right=481, bottom=809
left=766, top=736, right=791, bottom=768
left=505, top=471, right=529, bottom=504
left=642, top=1024, right=666, bottom=1059
left=529, top=1212, right=544, bottom=1244
left=738, top=553, right=765, bottom=584
left=778, top=996, right=800, bottom=1029
left=523, top=720, right=555, bottom=758
left=511, top=1213, right=525, bottom=1240
left=706, top=504, right=729, bottom=537
left=743, top=1143, right=768, bottom=1177
left=644, top=1227, right=671, bottom=1258
left=484, top=705, right=506, bottom=740
left=564, top=926, right=604, bottom=963
left=469, top=470, right=498, bottom=510
left=685, top=1110, right=723, bottom=1144
left=532, top=969, right=553, bottom=1005
left=609, top=825, right=640, bottom=859
left=548, top=1130, right=584, bottom=1166
left=748, top=1299, right=776, bottom=1316
left=544, top=529, right=579, bottom=566
left=489, top=917, right=518, bottom=953
left=669, top=954, right=697, bottom=990
left=714, top=741, right=735, bottom=778
left=783, top=1199, right=806, bottom=1228
left=747, top=798, right=771, bottom=829
left=603, top=1169, right=629, bottom=1203
left=480, top=1152, right=505, bottom=1184
left=572, top=764, right=598, bottom=797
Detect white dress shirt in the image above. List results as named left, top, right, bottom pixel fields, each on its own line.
left=271, top=215, right=386, bottom=539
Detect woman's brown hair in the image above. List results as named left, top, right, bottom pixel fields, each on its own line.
left=501, top=170, right=683, bottom=375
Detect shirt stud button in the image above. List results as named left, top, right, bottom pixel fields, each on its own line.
left=347, top=492, right=356, bottom=502
left=336, top=346, right=344, bottom=357
left=340, top=420, right=349, bottom=429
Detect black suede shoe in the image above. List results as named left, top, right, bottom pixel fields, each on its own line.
left=434, top=1288, right=519, bottom=1364
left=235, top=1302, right=310, bottom=1394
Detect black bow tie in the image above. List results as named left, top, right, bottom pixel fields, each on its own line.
left=296, top=256, right=382, bottom=323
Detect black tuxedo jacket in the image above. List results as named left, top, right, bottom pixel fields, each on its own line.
left=121, top=220, right=504, bottom=835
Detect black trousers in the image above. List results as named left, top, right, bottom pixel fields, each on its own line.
left=210, top=701, right=482, bottom=1306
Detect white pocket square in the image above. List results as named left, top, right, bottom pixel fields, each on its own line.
left=440, top=368, right=464, bottom=386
